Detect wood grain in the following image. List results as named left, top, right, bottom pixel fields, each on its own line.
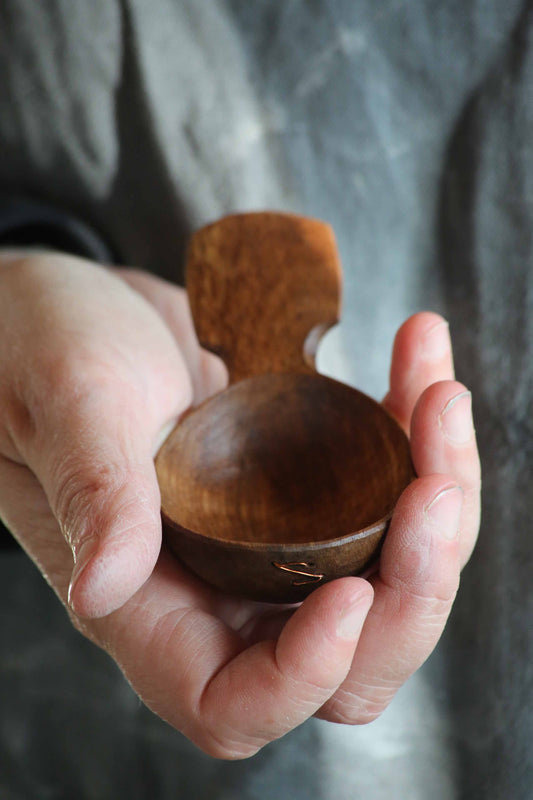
left=187, top=212, right=341, bottom=383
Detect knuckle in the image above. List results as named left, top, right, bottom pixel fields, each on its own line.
left=198, top=726, right=262, bottom=761
left=279, top=665, right=333, bottom=702
left=52, top=461, right=126, bottom=547
left=385, top=521, right=461, bottom=610
left=323, top=686, right=393, bottom=726
left=407, top=581, right=459, bottom=611
left=40, top=352, right=121, bottom=406
left=54, top=465, right=100, bottom=527
left=23, top=356, right=123, bottom=450
left=271, top=647, right=341, bottom=710
left=391, top=582, right=459, bottom=636
left=371, top=582, right=457, bottom=658
left=387, top=558, right=460, bottom=611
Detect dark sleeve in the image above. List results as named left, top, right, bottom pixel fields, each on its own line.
left=0, top=196, right=115, bottom=263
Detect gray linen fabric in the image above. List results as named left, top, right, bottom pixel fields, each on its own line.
left=1, top=1, right=532, bottom=798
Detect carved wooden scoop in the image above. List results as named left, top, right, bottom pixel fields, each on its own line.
left=156, top=212, right=413, bottom=603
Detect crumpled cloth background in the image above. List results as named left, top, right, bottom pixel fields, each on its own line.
left=1, top=1, right=532, bottom=797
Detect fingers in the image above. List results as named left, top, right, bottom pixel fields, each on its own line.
left=410, top=379, right=481, bottom=566
left=317, top=377, right=481, bottom=725
left=317, top=474, right=462, bottom=725
left=385, top=312, right=480, bottom=563
left=383, top=312, right=454, bottom=431
left=199, top=579, right=373, bottom=757
left=384, top=312, right=480, bottom=564
left=91, top=565, right=373, bottom=759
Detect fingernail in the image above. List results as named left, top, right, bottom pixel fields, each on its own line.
left=68, top=536, right=99, bottom=607
left=421, top=320, right=451, bottom=360
left=439, top=391, right=473, bottom=444
left=425, top=486, right=463, bottom=540
left=336, top=591, right=373, bottom=641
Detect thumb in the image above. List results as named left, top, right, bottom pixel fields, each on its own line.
left=64, top=458, right=165, bottom=620
left=0, top=254, right=193, bottom=618
left=20, top=368, right=190, bottom=619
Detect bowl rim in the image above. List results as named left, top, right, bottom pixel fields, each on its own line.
left=157, top=373, right=412, bottom=549
left=161, top=509, right=391, bottom=552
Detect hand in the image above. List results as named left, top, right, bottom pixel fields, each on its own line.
left=0, top=253, right=480, bottom=758
left=0, top=252, right=222, bottom=614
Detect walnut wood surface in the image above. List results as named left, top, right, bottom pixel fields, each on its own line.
left=156, top=212, right=414, bottom=602
left=161, top=512, right=387, bottom=604
left=186, top=212, right=341, bottom=384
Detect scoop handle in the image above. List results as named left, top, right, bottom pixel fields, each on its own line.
left=186, top=212, right=342, bottom=384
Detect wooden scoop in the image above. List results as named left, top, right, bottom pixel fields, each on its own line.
left=155, top=212, right=413, bottom=603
